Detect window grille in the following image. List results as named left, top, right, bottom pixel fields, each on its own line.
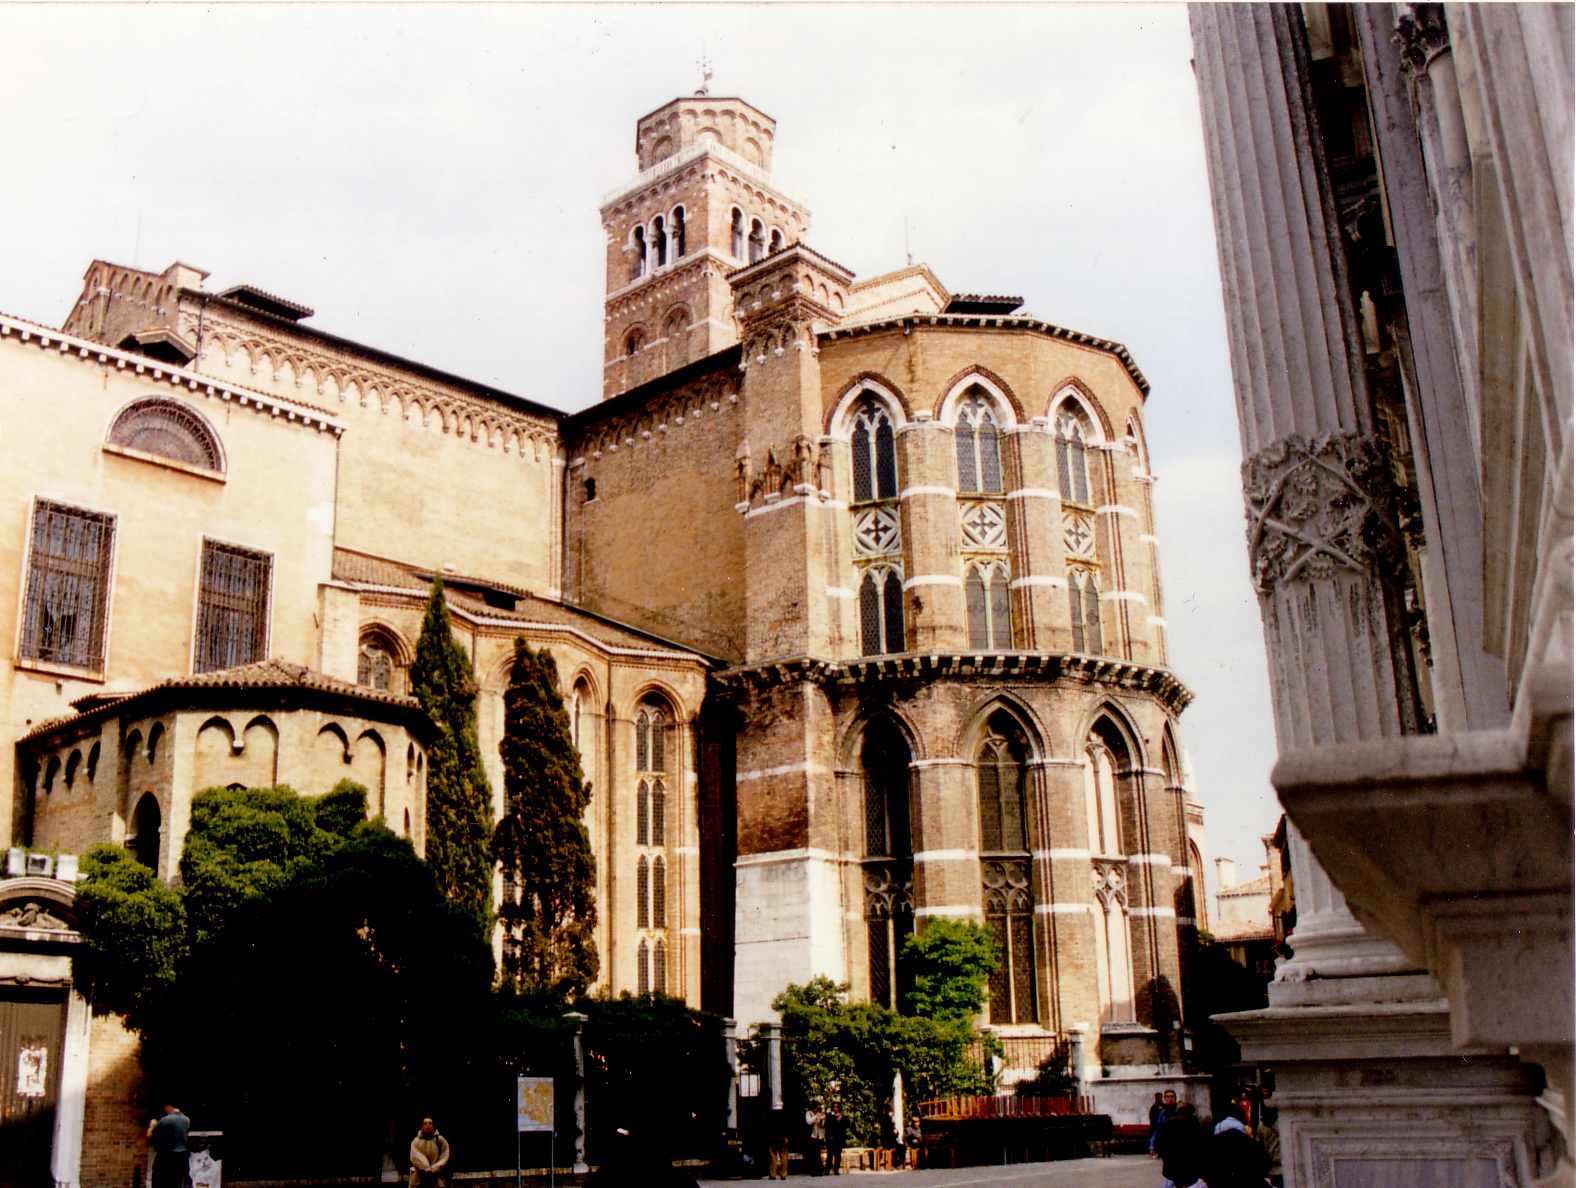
left=651, top=782, right=666, bottom=846
left=109, top=399, right=221, bottom=471
left=978, top=731, right=1028, bottom=852
left=637, top=940, right=650, bottom=995
left=358, top=641, right=393, bottom=690
left=637, top=855, right=649, bottom=929
left=653, top=856, right=666, bottom=928
left=863, top=865, right=914, bottom=1011
left=637, top=781, right=649, bottom=845
left=20, top=500, right=115, bottom=670
left=194, top=541, right=271, bottom=673
left=653, top=940, right=667, bottom=993
left=955, top=392, right=1003, bottom=494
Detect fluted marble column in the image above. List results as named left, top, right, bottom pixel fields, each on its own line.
left=1191, top=2, right=1418, bottom=978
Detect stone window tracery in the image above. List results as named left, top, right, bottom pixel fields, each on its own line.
left=108, top=398, right=223, bottom=472
left=858, top=566, right=905, bottom=656
left=20, top=499, right=115, bottom=672
left=1083, top=725, right=1134, bottom=1026
left=850, top=399, right=898, bottom=503
left=1055, top=407, right=1094, bottom=505
left=633, top=698, right=672, bottom=990
left=637, top=938, right=650, bottom=994
left=1069, top=570, right=1103, bottom=655
left=955, top=390, right=1003, bottom=494
left=965, top=561, right=1012, bottom=649
left=358, top=638, right=397, bottom=692
left=977, top=713, right=1037, bottom=1025
left=860, top=719, right=913, bottom=1011
left=653, top=938, right=667, bottom=994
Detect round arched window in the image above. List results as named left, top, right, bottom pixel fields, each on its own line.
left=108, top=398, right=223, bottom=471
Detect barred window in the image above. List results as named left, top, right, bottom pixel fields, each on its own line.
left=850, top=399, right=898, bottom=503
left=965, top=563, right=1012, bottom=649
left=637, top=781, right=650, bottom=845
left=20, top=500, right=116, bottom=671
left=108, top=398, right=222, bottom=472
left=637, top=939, right=650, bottom=995
left=637, top=855, right=650, bottom=929
left=1055, top=407, right=1092, bottom=505
left=194, top=541, right=271, bottom=673
left=977, top=716, right=1030, bottom=854
left=653, top=856, right=667, bottom=929
left=1069, top=570, right=1103, bottom=655
left=859, top=567, right=905, bottom=656
left=653, top=939, right=668, bottom=994
left=984, top=861, right=1037, bottom=1025
left=955, top=390, right=1003, bottom=494
left=651, top=782, right=666, bottom=846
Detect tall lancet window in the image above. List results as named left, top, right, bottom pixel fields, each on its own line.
left=1085, top=727, right=1135, bottom=1025
left=850, top=399, right=898, bottom=504
left=1069, top=570, right=1103, bottom=655
left=965, top=562, right=1012, bottom=649
left=859, top=568, right=905, bottom=656
left=633, top=698, right=672, bottom=994
left=1055, top=406, right=1093, bottom=505
left=954, top=389, right=1003, bottom=494
left=978, top=712, right=1036, bottom=1024
left=860, top=719, right=913, bottom=1011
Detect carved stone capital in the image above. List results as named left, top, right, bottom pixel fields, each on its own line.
left=1394, top=3, right=1450, bottom=74
left=1243, top=431, right=1406, bottom=595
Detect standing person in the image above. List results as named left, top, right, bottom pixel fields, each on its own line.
left=1258, top=1106, right=1283, bottom=1187
left=765, top=1107, right=790, bottom=1180
left=805, top=1106, right=826, bottom=1177
left=1154, top=1102, right=1206, bottom=1188
left=1147, top=1092, right=1165, bottom=1152
left=1203, top=1104, right=1270, bottom=1188
left=903, top=1119, right=923, bottom=1170
left=409, top=1117, right=451, bottom=1188
left=1149, top=1090, right=1178, bottom=1156
left=147, top=1104, right=190, bottom=1188
left=824, top=1107, right=848, bottom=1176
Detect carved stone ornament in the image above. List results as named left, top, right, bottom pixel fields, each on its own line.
left=863, top=864, right=914, bottom=919
left=1242, top=431, right=1406, bottom=595
left=1394, top=4, right=1450, bottom=74
left=0, top=902, right=70, bottom=931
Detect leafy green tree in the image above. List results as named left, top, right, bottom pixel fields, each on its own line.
left=901, top=917, right=999, bottom=1023
left=410, top=577, right=494, bottom=929
left=493, top=638, right=598, bottom=996
left=73, top=844, right=187, bottom=1028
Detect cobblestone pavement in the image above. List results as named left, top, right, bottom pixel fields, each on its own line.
left=697, top=1155, right=1161, bottom=1188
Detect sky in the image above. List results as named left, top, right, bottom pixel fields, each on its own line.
left=0, top=3, right=1282, bottom=904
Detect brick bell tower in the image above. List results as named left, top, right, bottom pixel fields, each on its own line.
left=600, top=94, right=812, bottom=398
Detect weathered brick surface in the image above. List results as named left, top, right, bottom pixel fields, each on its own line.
left=80, top=1010, right=147, bottom=1188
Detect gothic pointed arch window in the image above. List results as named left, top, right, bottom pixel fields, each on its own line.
left=1069, top=570, right=1103, bottom=655
left=965, top=561, right=1012, bottom=649
left=637, top=854, right=650, bottom=929
left=637, top=939, right=650, bottom=995
left=955, top=389, right=1003, bottom=494
left=850, top=398, right=898, bottom=504
left=1055, top=404, right=1094, bottom=505
left=1084, top=722, right=1135, bottom=1024
left=652, top=856, right=666, bottom=928
left=653, top=938, right=667, bottom=993
left=858, top=566, right=905, bottom=656
left=651, top=782, right=666, bottom=846
left=633, top=697, right=673, bottom=992
left=358, top=641, right=393, bottom=691
left=977, top=712, right=1036, bottom=1024
left=860, top=718, right=913, bottom=1010
left=637, top=780, right=650, bottom=845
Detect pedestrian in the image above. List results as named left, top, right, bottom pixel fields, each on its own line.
left=805, top=1105, right=826, bottom=1176
left=1149, top=1089, right=1178, bottom=1155
left=1153, top=1102, right=1206, bottom=1188
left=1203, top=1103, right=1271, bottom=1188
left=766, top=1107, right=791, bottom=1180
left=1147, top=1091, right=1165, bottom=1152
left=409, top=1117, right=451, bottom=1188
left=825, top=1107, right=848, bottom=1176
left=147, top=1104, right=191, bottom=1188
left=903, top=1119, right=923, bottom=1170
left=1258, top=1105, right=1283, bottom=1187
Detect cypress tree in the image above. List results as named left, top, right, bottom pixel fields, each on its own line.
left=494, top=637, right=598, bottom=996
left=409, top=577, right=494, bottom=931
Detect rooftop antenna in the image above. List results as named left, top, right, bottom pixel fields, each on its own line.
left=696, top=51, right=712, bottom=97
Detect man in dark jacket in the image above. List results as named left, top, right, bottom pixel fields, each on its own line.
left=1204, top=1104, right=1271, bottom=1188
left=147, top=1104, right=191, bottom=1188
left=1154, top=1102, right=1206, bottom=1188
